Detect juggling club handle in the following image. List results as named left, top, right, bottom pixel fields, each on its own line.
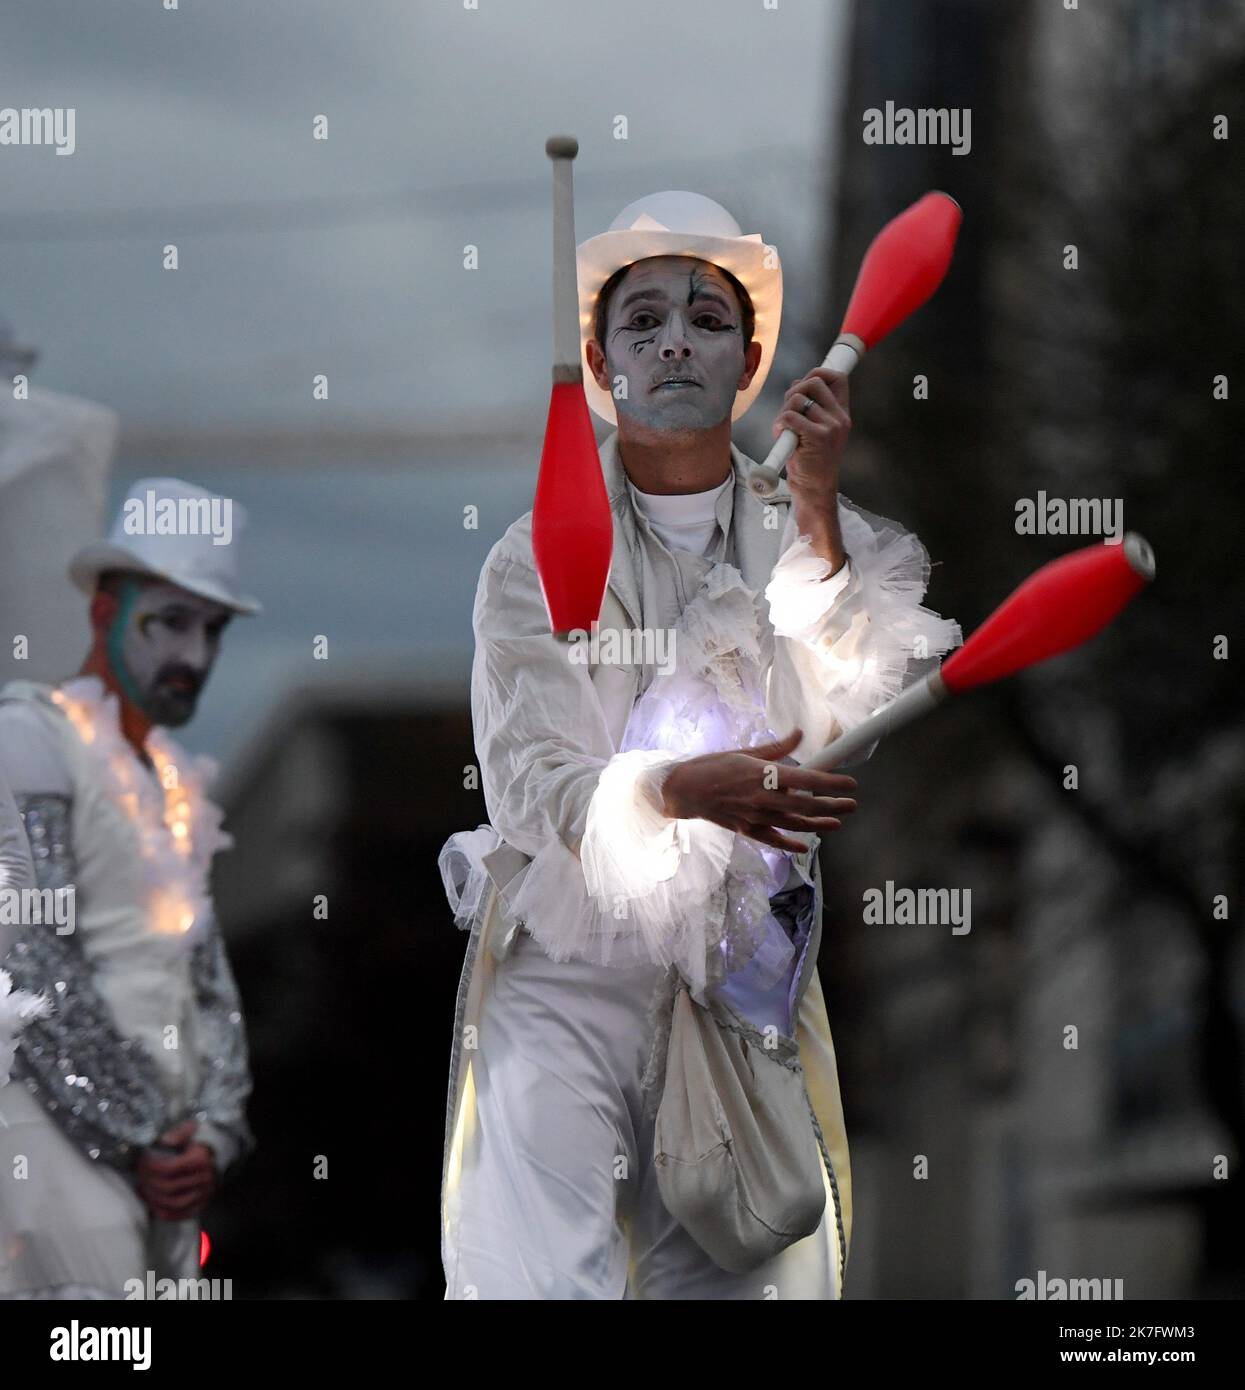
left=803, top=669, right=948, bottom=770
left=546, top=135, right=581, bottom=379
left=748, top=335, right=864, bottom=498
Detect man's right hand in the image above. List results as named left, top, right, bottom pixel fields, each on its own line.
left=658, top=727, right=858, bottom=854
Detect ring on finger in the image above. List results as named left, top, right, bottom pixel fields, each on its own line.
left=798, top=394, right=816, bottom=415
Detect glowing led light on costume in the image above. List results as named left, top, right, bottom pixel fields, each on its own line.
left=49, top=681, right=230, bottom=941
left=150, top=888, right=196, bottom=937
left=150, top=745, right=195, bottom=860
left=51, top=687, right=96, bottom=744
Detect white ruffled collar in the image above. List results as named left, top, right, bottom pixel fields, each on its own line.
left=622, top=559, right=771, bottom=754
left=620, top=559, right=794, bottom=907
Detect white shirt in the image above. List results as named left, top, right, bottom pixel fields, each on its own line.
left=627, top=474, right=734, bottom=560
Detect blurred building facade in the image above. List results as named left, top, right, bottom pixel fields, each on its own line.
left=823, top=0, right=1244, bottom=1299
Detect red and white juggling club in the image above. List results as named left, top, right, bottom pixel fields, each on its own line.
left=531, top=136, right=614, bottom=638
left=804, top=533, right=1157, bottom=771
left=749, top=191, right=962, bottom=498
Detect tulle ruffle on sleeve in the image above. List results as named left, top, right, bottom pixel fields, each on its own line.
left=763, top=548, right=854, bottom=636
left=522, top=806, right=792, bottom=1005
left=438, top=824, right=503, bottom=932
left=765, top=499, right=963, bottom=751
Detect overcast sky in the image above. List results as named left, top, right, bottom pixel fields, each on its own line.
left=3, top=0, right=850, bottom=434
left=1, top=0, right=852, bottom=764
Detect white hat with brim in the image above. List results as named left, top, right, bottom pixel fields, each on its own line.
left=576, top=190, right=782, bottom=427
left=68, top=476, right=262, bottom=616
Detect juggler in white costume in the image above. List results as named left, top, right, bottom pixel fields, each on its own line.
left=439, top=193, right=961, bottom=1299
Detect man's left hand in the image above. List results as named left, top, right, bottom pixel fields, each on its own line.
left=772, top=366, right=851, bottom=569
left=772, top=367, right=851, bottom=500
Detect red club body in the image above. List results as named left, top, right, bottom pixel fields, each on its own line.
left=532, top=136, right=614, bottom=637
left=941, top=536, right=1155, bottom=695
left=532, top=380, right=613, bottom=637
left=804, top=533, right=1155, bottom=771
left=839, top=191, right=962, bottom=348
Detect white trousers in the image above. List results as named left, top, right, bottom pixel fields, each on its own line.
left=0, top=1078, right=199, bottom=1297
left=443, top=926, right=839, bottom=1300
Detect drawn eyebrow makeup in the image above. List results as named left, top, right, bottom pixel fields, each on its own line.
left=616, top=285, right=735, bottom=318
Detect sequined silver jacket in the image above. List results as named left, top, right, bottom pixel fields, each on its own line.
left=1, top=776, right=254, bottom=1176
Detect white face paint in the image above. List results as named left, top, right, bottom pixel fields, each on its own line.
left=600, top=256, right=751, bottom=433
left=110, top=578, right=232, bottom=727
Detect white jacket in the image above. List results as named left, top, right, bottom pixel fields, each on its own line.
left=440, top=427, right=961, bottom=1280
left=0, top=677, right=252, bottom=1296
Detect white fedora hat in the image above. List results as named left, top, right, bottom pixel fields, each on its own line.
left=576, top=190, right=782, bottom=427
left=68, top=476, right=262, bottom=615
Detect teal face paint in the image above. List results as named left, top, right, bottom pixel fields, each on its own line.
left=103, top=577, right=231, bottom=728
left=105, top=576, right=149, bottom=712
